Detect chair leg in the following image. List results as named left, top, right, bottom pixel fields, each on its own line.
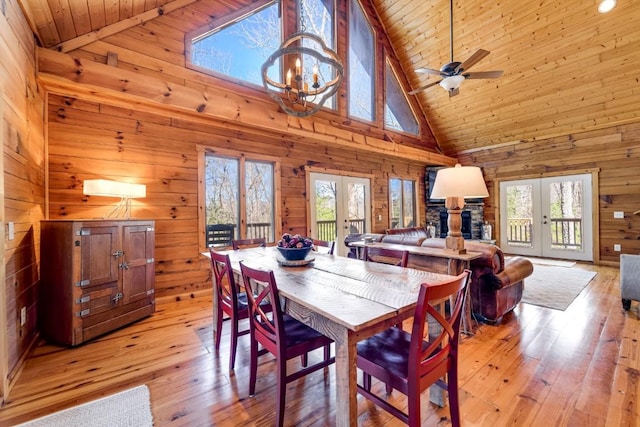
left=447, top=363, right=461, bottom=427
left=229, top=317, right=239, bottom=371
left=622, top=298, right=632, bottom=311
left=324, top=344, right=331, bottom=361
left=301, top=353, right=308, bottom=367
left=214, top=309, right=223, bottom=351
left=276, top=358, right=287, bottom=427
left=407, top=383, right=422, bottom=427
left=385, top=382, right=393, bottom=394
left=363, top=372, right=372, bottom=391
left=249, top=338, right=258, bottom=397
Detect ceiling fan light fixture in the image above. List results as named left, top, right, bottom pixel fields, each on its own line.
left=439, top=75, right=465, bottom=91
left=598, top=0, right=617, bottom=13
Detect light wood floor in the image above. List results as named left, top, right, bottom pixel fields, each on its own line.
left=0, top=262, right=638, bottom=426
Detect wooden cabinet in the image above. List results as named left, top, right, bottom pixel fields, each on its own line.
left=39, top=220, right=155, bottom=346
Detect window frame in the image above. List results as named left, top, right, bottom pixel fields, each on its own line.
left=197, top=145, right=282, bottom=250
left=388, top=177, right=417, bottom=229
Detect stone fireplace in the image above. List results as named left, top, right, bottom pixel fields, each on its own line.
left=425, top=204, right=485, bottom=240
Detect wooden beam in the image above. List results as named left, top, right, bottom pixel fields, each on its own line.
left=37, top=48, right=456, bottom=166
left=53, top=0, right=198, bottom=53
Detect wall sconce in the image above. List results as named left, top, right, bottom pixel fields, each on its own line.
left=83, top=179, right=146, bottom=219
left=430, top=164, right=489, bottom=253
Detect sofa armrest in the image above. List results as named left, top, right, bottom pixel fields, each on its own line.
left=492, top=256, right=534, bottom=288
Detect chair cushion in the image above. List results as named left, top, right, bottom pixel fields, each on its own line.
left=282, top=314, right=326, bottom=347
left=357, top=327, right=416, bottom=379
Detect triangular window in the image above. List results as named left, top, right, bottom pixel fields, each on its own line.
left=385, top=60, right=419, bottom=135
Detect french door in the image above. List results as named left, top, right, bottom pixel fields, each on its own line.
left=309, top=172, right=371, bottom=257
left=499, top=174, right=593, bottom=261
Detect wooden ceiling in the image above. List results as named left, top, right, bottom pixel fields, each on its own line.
left=17, top=0, right=640, bottom=156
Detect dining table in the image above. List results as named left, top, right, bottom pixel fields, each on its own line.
left=204, top=246, right=455, bottom=426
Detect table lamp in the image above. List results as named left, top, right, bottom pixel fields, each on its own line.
left=83, top=179, right=146, bottom=219
left=430, top=164, right=489, bottom=254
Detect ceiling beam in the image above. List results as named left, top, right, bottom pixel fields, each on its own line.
left=53, top=0, right=198, bottom=53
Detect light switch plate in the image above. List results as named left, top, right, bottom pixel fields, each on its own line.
left=614, top=211, right=624, bottom=219
left=614, top=244, right=621, bottom=252
left=7, top=222, right=14, bottom=240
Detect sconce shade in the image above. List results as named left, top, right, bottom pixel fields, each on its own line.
left=430, top=164, right=489, bottom=199
left=83, top=179, right=146, bottom=198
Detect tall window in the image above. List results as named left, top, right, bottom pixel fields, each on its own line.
left=389, top=178, right=416, bottom=229
left=189, top=2, right=281, bottom=87
left=348, top=0, right=375, bottom=121
left=385, top=61, right=419, bottom=135
left=203, top=151, right=278, bottom=246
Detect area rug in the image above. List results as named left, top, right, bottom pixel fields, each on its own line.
left=522, top=264, right=597, bottom=311
left=15, top=385, right=153, bottom=427
left=524, top=257, right=576, bottom=268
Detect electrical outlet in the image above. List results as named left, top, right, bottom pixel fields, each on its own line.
left=8, top=222, right=14, bottom=240
left=20, top=307, right=26, bottom=326
left=614, top=244, right=621, bottom=252
left=614, top=211, right=624, bottom=219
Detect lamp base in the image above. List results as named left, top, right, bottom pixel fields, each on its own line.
left=444, top=236, right=467, bottom=254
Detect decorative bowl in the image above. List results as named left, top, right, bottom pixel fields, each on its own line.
left=277, top=246, right=312, bottom=261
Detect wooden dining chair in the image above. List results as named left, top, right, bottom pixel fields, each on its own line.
left=312, top=239, right=335, bottom=255
left=209, top=248, right=271, bottom=371
left=362, top=246, right=409, bottom=267
left=231, top=237, right=266, bottom=250
left=356, top=269, right=471, bottom=427
left=239, top=262, right=335, bottom=427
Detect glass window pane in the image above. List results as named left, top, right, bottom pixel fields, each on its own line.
left=191, top=3, right=281, bottom=86
left=347, top=182, right=367, bottom=233
left=246, top=161, right=275, bottom=241
left=205, top=156, right=240, bottom=245
left=506, top=184, right=533, bottom=247
left=348, top=0, right=375, bottom=121
left=385, top=61, right=419, bottom=135
left=389, top=178, right=401, bottom=228
left=402, top=180, right=415, bottom=227
left=315, top=179, right=337, bottom=240
left=302, top=0, right=336, bottom=109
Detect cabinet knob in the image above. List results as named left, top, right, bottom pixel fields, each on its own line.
left=113, top=293, right=124, bottom=303
left=119, top=262, right=130, bottom=270
left=113, top=250, right=124, bottom=258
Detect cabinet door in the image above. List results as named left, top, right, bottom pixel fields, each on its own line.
left=80, top=225, right=119, bottom=287
left=121, top=224, right=155, bottom=304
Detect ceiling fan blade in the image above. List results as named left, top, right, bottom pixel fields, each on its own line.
left=464, top=70, right=504, bottom=79
left=408, top=80, right=442, bottom=95
left=455, top=49, right=490, bottom=73
left=415, top=67, right=442, bottom=76
left=448, top=87, right=460, bottom=97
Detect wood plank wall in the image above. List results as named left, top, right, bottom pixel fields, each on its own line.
left=1, top=0, right=46, bottom=400
left=46, top=92, right=431, bottom=300
left=458, top=123, right=640, bottom=264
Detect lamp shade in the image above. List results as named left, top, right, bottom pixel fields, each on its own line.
left=430, top=164, right=489, bottom=199
left=83, top=179, right=146, bottom=198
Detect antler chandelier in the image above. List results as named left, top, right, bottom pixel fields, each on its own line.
left=261, top=1, right=343, bottom=117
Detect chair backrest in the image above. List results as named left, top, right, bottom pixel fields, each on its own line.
left=232, top=238, right=267, bottom=250
left=409, top=269, right=470, bottom=382
left=313, top=239, right=335, bottom=255
left=362, top=246, right=409, bottom=267
left=239, top=262, right=284, bottom=354
left=206, top=223, right=235, bottom=248
left=209, top=248, right=239, bottom=314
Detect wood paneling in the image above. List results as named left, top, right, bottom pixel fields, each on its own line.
left=1, top=0, right=46, bottom=402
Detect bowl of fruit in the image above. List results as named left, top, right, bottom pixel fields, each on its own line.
left=276, top=233, right=313, bottom=261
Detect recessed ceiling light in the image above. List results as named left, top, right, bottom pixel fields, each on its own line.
left=598, top=0, right=617, bottom=13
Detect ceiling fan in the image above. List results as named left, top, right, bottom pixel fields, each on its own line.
left=409, top=0, right=503, bottom=97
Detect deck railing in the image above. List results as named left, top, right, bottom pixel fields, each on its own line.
left=506, top=217, right=583, bottom=250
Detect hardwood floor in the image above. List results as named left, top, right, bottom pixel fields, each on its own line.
left=0, top=263, right=638, bottom=426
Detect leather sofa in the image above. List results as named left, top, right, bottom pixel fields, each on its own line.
left=345, top=227, right=533, bottom=324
